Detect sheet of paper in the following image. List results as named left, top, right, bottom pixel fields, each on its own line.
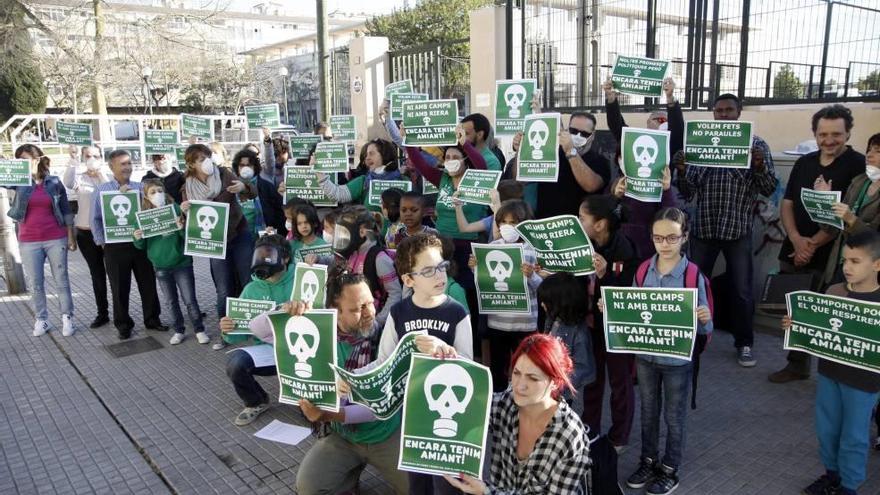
left=253, top=420, right=311, bottom=446
left=229, top=344, right=276, bottom=368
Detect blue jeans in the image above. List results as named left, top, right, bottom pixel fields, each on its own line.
left=226, top=349, right=277, bottom=407
left=20, top=237, right=73, bottom=320
left=636, top=358, right=692, bottom=470
left=689, top=234, right=754, bottom=347
left=816, top=374, right=879, bottom=490
left=210, top=230, right=255, bottom=318
left=155, top=264, right=204, bottom=334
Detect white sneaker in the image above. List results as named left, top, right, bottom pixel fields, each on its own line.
left=212, top=341, right=228, bottom=351
left=169, top=333, right=185, bottom=345
left=195, top=332, right=210, bottom=344
left=33, top=320, right=50, bottom=337
left=61, top=314, right=75, bottom=337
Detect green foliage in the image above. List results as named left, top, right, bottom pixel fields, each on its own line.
left=773, top=64, right=803, bottom=99
left=857, top=70, right=880, bottom=92
left=0, top=6, right=47, bottom=121
left=365, top=0, right=494, bottom=50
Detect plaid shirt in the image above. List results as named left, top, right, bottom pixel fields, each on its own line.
left=678, top=135, right=777, bottom=240
left=487, top=391, right=590, bottom=494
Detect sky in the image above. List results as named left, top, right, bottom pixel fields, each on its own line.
left=217, top=0, right=411, bottom=17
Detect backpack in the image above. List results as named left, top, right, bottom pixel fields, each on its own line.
left=635, top=258, right=713, bottom=410
left=362, top=243, right=400, bottom=311
left=587, top=435, right=623, bottom=495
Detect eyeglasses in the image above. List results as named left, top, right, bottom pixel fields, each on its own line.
left=568, top=127, right=592, bottom=138
left=652, top=234, right=684, bottom=245
left=408, top=260, right=451, bottom=278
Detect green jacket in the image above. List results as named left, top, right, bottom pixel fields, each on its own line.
left=223, top=264, right=296, bottom=345
left=133, top=204, right=191, bottom=269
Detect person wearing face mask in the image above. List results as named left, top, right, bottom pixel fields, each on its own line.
left=231, top=148, right=285, bottom=237
left=63, top=145, right=112, bottom=329
left=318, top=139, right=401, bottom=212
left=144, top=153, right=184, bottom=205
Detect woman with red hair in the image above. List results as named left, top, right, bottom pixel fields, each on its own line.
left=444, top=333, right=591, bottom=494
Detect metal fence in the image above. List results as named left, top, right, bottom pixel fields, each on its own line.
left=330, top=47, right=352, bottom=117
left=389, top=39, right=472, bottom=115
left=517, top=0, right=880, bottom=112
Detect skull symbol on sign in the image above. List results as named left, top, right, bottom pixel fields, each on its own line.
left=305, top=179, right=313, bottom=188
left=300, top=270, right=321, bottom=303
left=423, top=116, right=431, bottom=126
left=711, top=136, right=721, bottom=146
left=110, top=195, right=132, bottom=225
left=632, top=135, right=659, bottom=178
left=527, top=120, right=550, bottom=160
left=485, top=250, right=514, bottom=291
left=504, top=84, right=527, bottom=118
left=640, top=311, right=653, bottom=324
left=634, top=69, right=642, bottom=78
left=284, top=316, right=320, bottom=378
left=829, top=317, right=843, bottom=332
left=544, top=239, right=554, bottom=250
left=196, top=206, right=219, bottom=239
left=424, top=363, right=474, bottom=438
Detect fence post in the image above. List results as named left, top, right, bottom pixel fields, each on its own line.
left=707, top=0, right=720, bottom=104
left=737, top=0, right=750, bottom=101
left=645, top=0, right=657, bottom=107
left=818, top=1, right=834, bottom=99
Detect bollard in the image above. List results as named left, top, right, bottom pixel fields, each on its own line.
left=0, top=189, right=27, bottom=294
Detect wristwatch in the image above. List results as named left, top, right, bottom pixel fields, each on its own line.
left=568, top=148, right=578, bottom=157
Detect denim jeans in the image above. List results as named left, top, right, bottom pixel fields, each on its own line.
left=211, top=230, right=255, bottom=318
left=637, top=358, right=692, bottom=470
left=226, top=349, right=277, bottom=407
left=155, top=265, right=204, bottom=334
left=20, top=237, right=73, bottom=320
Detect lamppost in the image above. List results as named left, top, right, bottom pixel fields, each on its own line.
left=278, top=66, right=290, bottom=125
left=142, top=66, right=154, bottom=115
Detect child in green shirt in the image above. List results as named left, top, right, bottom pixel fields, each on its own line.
left=285, top=201, right=328, bottom=262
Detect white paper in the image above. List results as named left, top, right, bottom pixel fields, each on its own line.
left=254, top=420, right=311, bottom=446
left=229, top=344, right=276, bottom=368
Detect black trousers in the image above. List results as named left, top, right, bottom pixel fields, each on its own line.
left=76, top=229, right=109, bottom=317
left=103, top=242, right=161, bottom=332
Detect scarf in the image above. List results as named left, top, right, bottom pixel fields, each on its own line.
left=184, top=166, right=222, bottom=201
left=151, top=166, right=175, bottom=178
left=338, top=329, right=373, bottom=371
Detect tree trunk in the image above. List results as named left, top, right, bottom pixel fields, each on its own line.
left=91, top=0, right=110, bottom=140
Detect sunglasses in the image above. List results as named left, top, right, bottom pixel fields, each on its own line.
left=568, top=127, right=592, bottom=138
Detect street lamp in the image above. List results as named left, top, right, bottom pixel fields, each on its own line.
left=142, top=66, right=154, bottom=115
left=278, top=66, right=290, bottom=125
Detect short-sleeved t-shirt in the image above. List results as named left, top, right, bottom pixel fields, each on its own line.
left=536, top=148, right=609, bottom=219
left=434, top=174, right=487, bottom=240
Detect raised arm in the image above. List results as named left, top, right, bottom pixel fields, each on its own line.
left=404, top=147, right=443, bottom=187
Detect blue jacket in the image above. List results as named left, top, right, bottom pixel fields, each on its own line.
left=7, top=175, right=74, bottom=228
left=550, top=319, right=596, bottom=391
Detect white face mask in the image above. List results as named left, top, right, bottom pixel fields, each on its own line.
left=571, top=134, right=588, bottom=148
left=149, top=192, right=165, bottom=207
left=499, top=224, right=520, bottom=243
left=285, top=220, right=293, bottom=231
left=239, top=166, right=254, bottom=180
left=867, top=165, right=880, bottom=182
left=211, top=153, right=222, bottom=164
left=322, top=231, right=334, bottom=244
left=199, top=158, right=215, bottom=176
left=85, top=158, right=101, bottom=171
left=444, top=159, right=462, bottom=175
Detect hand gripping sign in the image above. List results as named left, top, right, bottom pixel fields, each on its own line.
left=270, top=309, right=339, bottom=411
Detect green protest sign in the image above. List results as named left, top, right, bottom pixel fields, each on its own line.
left=621, top=127, right=670, bottom=202
left=515, top=215, right=595, bottom=275
left=144, top=129, right=179, bottom=154
left=271, top=309, right=339, bottom=411
left=100, top=191, right=140, bottom=243
left=610, top=55, right=670, bottom=97
left=801, top=188, right=843, bottom=229
left=294, top=243, right=334, bottom=264
left=135, top=204, right=180, bottom=239
left=174, top=145, right=187, bottom=165
left=0, top=159, right=32, bottom=187
left=225, top=297, right=277, bottom=336
left=494, top=79, right=537, bottom=136
left=786, top=290, right=880, bottom=374
left=385, top=79, right=414, bottom=99
left=402, top=99, right=458, bottom=147
left=399, top=355, right=492, bottom=478
left=368, top=179, right=412, bottom=208
left=56, top=121, right=93, bottom=146
left=472, top=243, right=530, bottom=314
left=245, top=103, right=281, bottom=129
left=331, top=331, right=425, bottom=420
left=283, top=166, right=338, bottom=207
left=602, top=287, right=698, bottom=360
left=291, top=262, right=328, bottom=308
left=180, top=114, right=213, bottom=141
left=423, top=179, right=439, bottom=195
left=517, top=113, right=560, bottom=182
left=684, top=120, right=753, bottom=168
left=457, top=169, right=502, bottom=207
left=391, top=93, right=429, bottom=121
left=312, top=142, right=348, bottom=173
left=184, top=200, right=229, bottom=259
left=290, top=134, right=323, bottom=160
left=329, top=115, right=357, bottom=142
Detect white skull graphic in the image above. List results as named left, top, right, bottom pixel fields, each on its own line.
left=424, top=363, right=474, bottom=438
left=422, top=116, right=431, bottom=126
left=300, top=270, right=321, bottom=303
left=304, top=179, right=313, bottom=188
left=285, top=316, right=320, bottom=378
left=829, top=317, right=843, bottom=331
left=544, top=239, right=554, bottom=250
left=504, top=84, right=527, bottom=118
left=527, top=120, right=550, bottom=160
left=485, top=250, right=514, bottom=292
left=632, top=135, right=659, bottom=177
left=110, top=195, right=132, bottom=225
left=640, top=311, right=653, bottom=324
left=634, top=69, right=642, bottom=78
left=711, top=136, right=721, bottom=146
left=196, top=206, right=219, bottom=239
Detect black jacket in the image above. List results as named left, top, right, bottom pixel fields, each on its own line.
left=257, top=176, right=286, bottom=235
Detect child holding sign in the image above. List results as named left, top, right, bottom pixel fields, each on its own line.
left=782, top=230, right=880, bottom=495
left=285, top=202, right=327, bottom=262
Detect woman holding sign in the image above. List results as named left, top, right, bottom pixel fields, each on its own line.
left=10, top=144, right=77, bottom=337
left=317, top=138, right=401, bottom=212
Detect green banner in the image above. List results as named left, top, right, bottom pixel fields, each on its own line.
left=391, top=93, right=429, bottom=121
left=225, top=297, right=277, bottom=336
left=283, top=166, right=338, bottom=207
left=610, top=55, right=670, bottom=97
left=331, top=331, right=425, bottom=420
left=144, top=129, right=179, bottom=155
left=423, top=179, right=439, bottom=195
left=56, top=121, right=93, bottom=146
left=684, top=120, right=753, bottom=168
left=290, top=134, right=323, bottom=160
left=100, top=190, right=140, bottom=243
left=472, top=243, right=530, bottom=314
left=517, top=113, right=560, bottom=182
left=174, top=145, right=187, bottom=165
left=457, top=169, right=502, bottom=207
left=368, top=179, right=412, bottom=208
left=494, top=79, right=536, bottom=136
left=0, top=159, right=32, bottom=187
left=180, top=114, right=213, bottom=141
left=398, top=355, right=492, bottom=478
left=271, top=309, right=339, bottom=411
left=135, top=204, right=180, bottom=239
left=184, top=200, right=229, bottom=259
left=801, top=188, right=843, bottom=230
left=291, top=262, right=328, bottom=308
left=245, top=103, right=281, bottom=129
left=786, top=290, right=880, bottom=374
left=312, top=142, right=348, bottom=173
left=515, top=215, right=595, bottom=275
left=621, top=127, right=670, bottom=202
left=602, top=287, right=698, bottom=360
left=385, top=79, right=414, bottom=99
left=329, top=115, right=357, bottom=142
left=294, top=243, right=334, bottom=264
left=402, top=99, right=458, bottom=147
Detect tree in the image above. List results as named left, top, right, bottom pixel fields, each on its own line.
left=773, top=64, right=803, bottom=99
left=858, top=70, right=880, bottom=93
left=0, top=5, right=47, bottom=122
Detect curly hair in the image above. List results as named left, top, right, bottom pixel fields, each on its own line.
left=394, top=232, right=443, bottom=276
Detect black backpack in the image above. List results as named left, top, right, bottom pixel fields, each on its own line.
left=588, top=435, right=623, bottom=495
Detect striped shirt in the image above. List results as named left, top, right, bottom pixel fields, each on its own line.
left=486, top=239, right=541, bottom=332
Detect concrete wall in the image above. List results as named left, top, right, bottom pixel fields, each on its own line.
left=348, top=36, right=389, bottom=151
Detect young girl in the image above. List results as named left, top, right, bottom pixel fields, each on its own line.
left=133, top=180, right=207, bottom=345
left=379, top=187, right=404, bottom=241
left=286, top=202, right=327, bottom=262
left=620, top=207, right=712, bottom=495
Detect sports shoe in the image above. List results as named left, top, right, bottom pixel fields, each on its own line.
left=768, top=367, right=809, bottom=383
left=213, top=341, right=228, bottom=351
left=169, top=333, right=185, bottom=345
left=61, top=314, right=75, bottom=337
left=626, top=457, right=658, bottom=489
left=646, top=464, right=679, bottom=495
left=737, top=346, right=757, bottom=367
left=195, top=332, right=210, bottom=344
left=33, top=320, right=51, bottom=337
left=802, top=473, right=841, bottom=495
left=234, top=403, right=270, bottom=426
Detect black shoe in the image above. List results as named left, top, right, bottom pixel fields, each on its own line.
left=646, top=464, right=679, bottom=495
left=626, top=457, right=658, bottom=489
left=145, top=323, right=169, bottom=332
left=118, top=329, right=132, bottom=340
left=802, top=473, right=841, bottom=495
left=90, top=314, right=110, bottom=329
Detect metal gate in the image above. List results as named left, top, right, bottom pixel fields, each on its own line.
left=389, top=39, right=471, bottom=114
